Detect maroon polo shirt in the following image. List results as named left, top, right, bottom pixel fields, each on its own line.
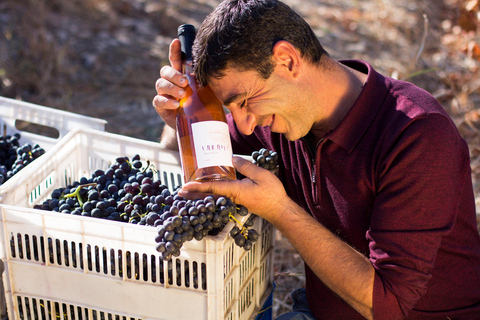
left=228, top=60, right=480, bottom=319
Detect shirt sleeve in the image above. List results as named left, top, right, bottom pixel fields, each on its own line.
left=366, top=114, right=471, bottom=319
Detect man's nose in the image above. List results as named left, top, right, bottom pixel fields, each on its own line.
left=232, top=109, right=256, bottom=136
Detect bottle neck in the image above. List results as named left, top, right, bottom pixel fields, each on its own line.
left=183, top=59, right=194, bottom=75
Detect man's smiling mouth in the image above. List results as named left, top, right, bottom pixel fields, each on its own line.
left=264, top=115, right=274, bottom=127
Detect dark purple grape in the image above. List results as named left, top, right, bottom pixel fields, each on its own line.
left=206, top=202, right=216, bottom=213
left=165, top=196, right=174, bottom=206
left=197, top=203, right=206, bottom=214
left=114, top=169, right=124, bottom=178
left=194, top=224, right=203, bottom=233
left=194, top=232, right=204, bottom=241
left=216, top=197, right=227, bottom=207
left=165, top=241, right=176, bottom=253
left=243, top=240, right=253, bottom=251
left=181, top=219, right=191, bottom=231
left=157, top=226, right=166, bottom=238
left=172, top=216, right=182, bottom=228
left=108, top=184, right=119, bottom=194
left=59, top=203, right=72, bottom=211
left=188, top=206, right=199, bottom=216
left=124, top=204, right=133, bottom=215
left=173, top=233, right=183, bottom=244
left=164, top=231, right=175, bottom=241
left=155, top=195, right=165, bottom=205
left=237, top=205, right=248, bottom=216
left=91, top=208, right=102, bottom=218
left=179, top=207, right=188, bottom=216
left=162, top=252, right=172, bottom=261
left=146, top=213, right=160, bottom=225
left=234, top=233, right=246, bottom=247
left=247, top=229, right=259, bottom=242
left=95, top=200, right=106, bottom=210
left=204, top=195, right=215, bottom=205
left=203, top=220, right=213, bottom=232
left=141, top=184, right=151, bottom=194
left=164, top=220, right=174, bottom=232
left=190, top=216, right=199, bottom=226
left=212, top=213, right=221, bottom=224
left=197, top=213, right=207, bottom=224
left=156, top=242, right=166, bottom=253
left=230, top=226, right=241, bottom=237
left=132, top=160, right=142, bottom=169
left=132, top=194, right=143, bottom=205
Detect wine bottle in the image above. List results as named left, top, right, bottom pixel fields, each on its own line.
left=176, top=24, right=236, bottom=183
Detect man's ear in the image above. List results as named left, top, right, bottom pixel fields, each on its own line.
left=272, top=40, right=302, bottom=79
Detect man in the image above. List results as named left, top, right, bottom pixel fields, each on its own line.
left=152, top=0, right=480, bottom=319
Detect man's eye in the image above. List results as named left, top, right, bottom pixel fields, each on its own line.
left=240, top=100, right=246, bottom=108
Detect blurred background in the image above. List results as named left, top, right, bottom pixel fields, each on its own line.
left=0, top=0, right=479, bottom=317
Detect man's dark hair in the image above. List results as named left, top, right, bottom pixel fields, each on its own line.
left=193, top=0, right=329, bottom=86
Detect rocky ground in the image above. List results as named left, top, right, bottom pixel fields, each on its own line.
left=0, top=0, right=479, bottom=317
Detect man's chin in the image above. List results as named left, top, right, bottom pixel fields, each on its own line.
left=283, top=132, right=301, bottom=142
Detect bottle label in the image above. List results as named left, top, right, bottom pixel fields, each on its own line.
left=191, top=121, right=234, bottom=169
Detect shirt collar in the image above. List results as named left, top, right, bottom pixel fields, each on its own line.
left=325, top=60, right=390, bottom=153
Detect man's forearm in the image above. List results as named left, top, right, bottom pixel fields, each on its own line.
left=160, top=125, right=178, bottom=150
left=272, top=199, right=375, bottom=319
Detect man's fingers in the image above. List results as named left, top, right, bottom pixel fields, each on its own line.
left=179, top=182, right=210, bottom=200
left=169, top=38, right=183, bottom=72
left=177, top=190, right=214, bottom=201
left=155, top=74, right=186, bottom=100
left=179, top=180, right=240, bottom=202
left=232, top=156, right=264, bottom=179
left=178, top=157, right=265, bottom=196
left=180, top=181, right=216, bottom=195
left=152, top=94, right=179, bottom=112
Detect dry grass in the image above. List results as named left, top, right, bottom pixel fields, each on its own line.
left=0, top=0, right=479, bottom=318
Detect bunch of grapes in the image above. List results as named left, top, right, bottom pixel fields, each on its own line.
left=251, top=148, right=279, bottom=171
left=237, top=148, right=279, bottom=180
left=35, top=148, right=279, bottom=260
left=153, top=193, right=259, bottom=260
left=35, top=154, right=167, bottom=222
left=153, top=147, right=279, bottom=260
left=0, top=133, right=46, bottom=185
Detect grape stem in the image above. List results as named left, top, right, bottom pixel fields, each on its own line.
left=63, top=183, right=97, bottom=207
left=143, top=158, right=158, bottom=174
left=228, top=213, right=248, bottom=239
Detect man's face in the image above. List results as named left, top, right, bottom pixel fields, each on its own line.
left=209, top=67, right=312, bottom=141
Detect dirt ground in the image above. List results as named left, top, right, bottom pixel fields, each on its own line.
left=0, top=0, right=479, bottom=317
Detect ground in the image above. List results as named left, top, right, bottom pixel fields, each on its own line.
left=0, top=0, right=479, bottom=317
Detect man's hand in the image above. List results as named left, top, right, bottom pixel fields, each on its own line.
left=178, top=156, right=290, bottom=223
left=152, top=39, right=188, bottom=147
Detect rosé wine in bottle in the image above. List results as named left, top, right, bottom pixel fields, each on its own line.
left=176, top=24, right=236, bottom=183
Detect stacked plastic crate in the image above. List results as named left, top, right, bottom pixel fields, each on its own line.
left=0, top=97, right=275, bottom=320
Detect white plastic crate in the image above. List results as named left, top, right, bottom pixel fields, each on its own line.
left=0, top=128, right=275, bottom=320
left=0, top=96, right=106, bottom=150
left=0, top=96, right=107, bottom=194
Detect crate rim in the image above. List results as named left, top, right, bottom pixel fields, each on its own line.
left=0, top=96, right=107, bottom=127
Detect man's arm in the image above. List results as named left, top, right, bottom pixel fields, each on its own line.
left=159, top=124, right=178, bottom=150
left=179, top=156, right=374, bottom=319
left=274, top=197, right=374, bottom=319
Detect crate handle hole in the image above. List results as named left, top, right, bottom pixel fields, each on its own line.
left=15, top=119, right=60, bottom=139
